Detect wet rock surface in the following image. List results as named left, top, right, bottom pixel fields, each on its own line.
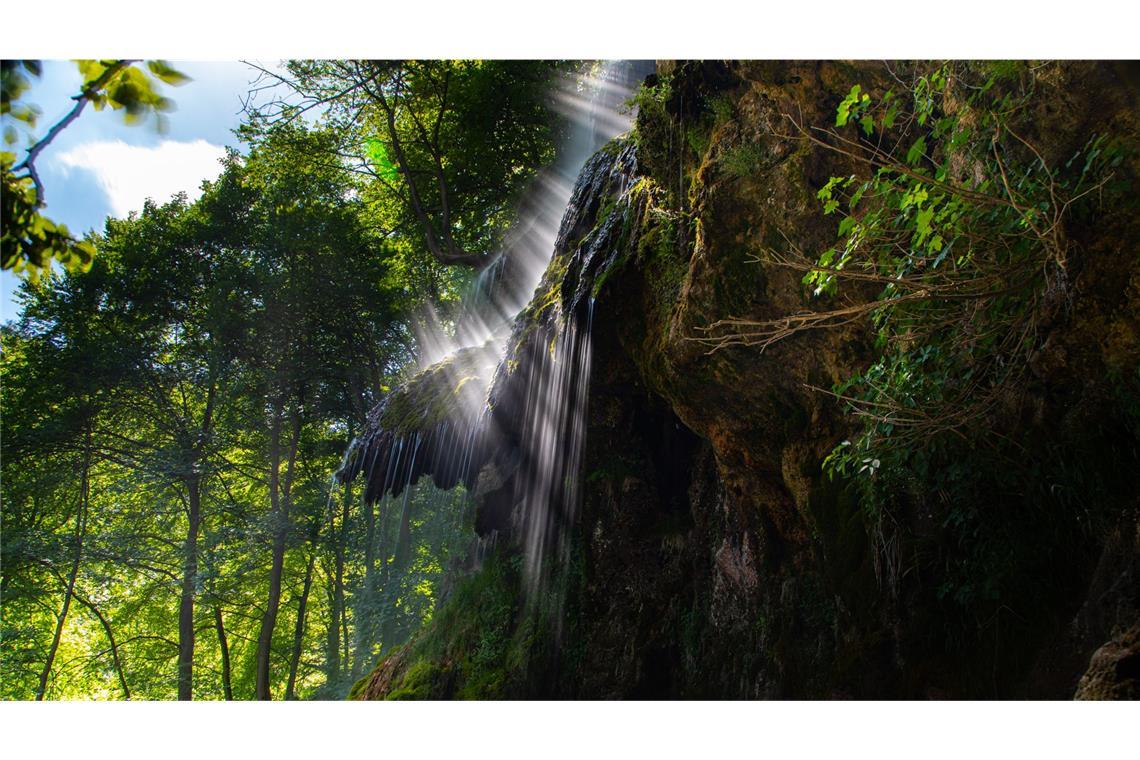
left=355, top=61, right=1140, bottom=699
left=1075, top=623, right=1140, bottom=700
left=336, top=342, right=499, bottom=502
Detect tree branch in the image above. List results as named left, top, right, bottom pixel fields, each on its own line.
left=15, top=60, right=136, bottom=206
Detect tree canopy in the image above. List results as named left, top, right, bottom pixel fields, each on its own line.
left=0, top=59, right=563, bottom=697
left=244, top=60, right=572, bottom=270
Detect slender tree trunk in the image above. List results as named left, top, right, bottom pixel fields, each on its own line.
left=36, top=432, right=91, bottom=700
left=341, top=591, right=351, bottom=680
left=353, top=488, right=377, bottom=680
left=213, top=605, right=233, bottom=700
left=177, top=475, right=201, bottom=700
left=393, top=495, right=414, bottom=570
left=177, top=381, right=215, bottom=701
left=285, top=536, right=317, bottom=700
left=74, top=591, right=130, bottom=699
left=337, top=480, right=351, bottom=668
left=379, top=495, right=413, bottom=653
left=324, top=570, right=340, bottom=687
left=325, top=477, right=351, bottom=687
left=255, top=403, right=284, bottom=700
left=255, top=402, right=302, bottom=700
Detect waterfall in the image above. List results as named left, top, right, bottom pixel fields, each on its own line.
left=338, top=61, right=652, bottom=607
left=513, top=297, right=596, bottom=600
left=415, top=61, right=648, bottom=367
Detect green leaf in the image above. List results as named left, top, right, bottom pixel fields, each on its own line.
left=146, top=60, right=191, bottom=86
left=915, top=207, right=934, bottom=239
left=882, top=102, right=899, bottom=129
left=836, top=85, right=862, bottom=127
left=75, top=59, right=105, bottom=85
left=902, top=186, right=929, bottom=209
left=365, top=138, right=401, bottom=183
left=906, top=136, right=927, bottom=166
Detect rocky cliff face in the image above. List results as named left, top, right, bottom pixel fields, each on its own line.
left=352, top=61, right=1140, bottom=699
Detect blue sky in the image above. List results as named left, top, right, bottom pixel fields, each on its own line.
left=1, top=60, right=265, bottom=322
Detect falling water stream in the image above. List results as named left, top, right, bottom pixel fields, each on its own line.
left=337, top=62, right=652, bottom=628
left=514, top=298, right=596, bottom=597
left=415, top=61, right=646, bottom=366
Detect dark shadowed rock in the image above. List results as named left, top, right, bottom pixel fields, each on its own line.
left=1075, top=624, right=1140, bottom=700
left=354, top=60, right=1140, bottom=700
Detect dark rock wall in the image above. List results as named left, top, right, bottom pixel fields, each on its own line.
left=355, top=61, right=1140, bottom=699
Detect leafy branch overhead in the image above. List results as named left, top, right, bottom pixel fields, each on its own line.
left=242, top=59, right=568, bottom=270
left=1, top=59, right=190, bottom=279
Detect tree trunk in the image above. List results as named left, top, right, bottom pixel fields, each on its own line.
left=341, top=591, right=352, bottom=680
left=286, top=535, right=317, bottom=700
left=379, top=494, right=413, bottom=654
left=325, top=477, right=351, bottom=687
left=74, top=590, right=130, bottom=699
left=213, top=605, right=233, bottom=700
left=352, top=486, right=377, bottom=680
left=177, top=474, right=201, bottom=700
left=177, top=381, right=215, bottom=700
left=255, top=402, right=302, bottom=700
left=36, top=432, right=91, bottom=700
left=324, top=569, right=340, bottom=688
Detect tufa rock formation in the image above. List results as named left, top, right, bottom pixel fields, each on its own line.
left=347, top=61, right=1140, bottom=699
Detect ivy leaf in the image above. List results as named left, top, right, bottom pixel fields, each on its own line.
left=817, top=175, right=844, bottom=201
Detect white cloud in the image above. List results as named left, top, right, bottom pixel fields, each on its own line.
left=55, top=139, right=227, bottom=218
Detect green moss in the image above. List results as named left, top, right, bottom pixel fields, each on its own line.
left=353, top=539, right=593, bottom=699
left=377, top=343, right=497, bottom=434
left=386, top=658, right=444, bottom=700
left=708, top=94, right=734, bottom=123
left=591, top=177, right=659, bottom=301
left=719, top=143, right=768, bottom=178
left=685, top=124, right=712, bottom=160
left=346, top=673, right=369, bottom=700
left=358, top=549, right=537, bottom=699
left=631, top=75, right=677, bottom=195
left=634, top=200, right=689, bottom=348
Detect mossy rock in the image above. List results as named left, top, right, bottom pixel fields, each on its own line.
left=375, top=342, right=500, bottom=435
left=355, top=550, right=542, bottom=699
